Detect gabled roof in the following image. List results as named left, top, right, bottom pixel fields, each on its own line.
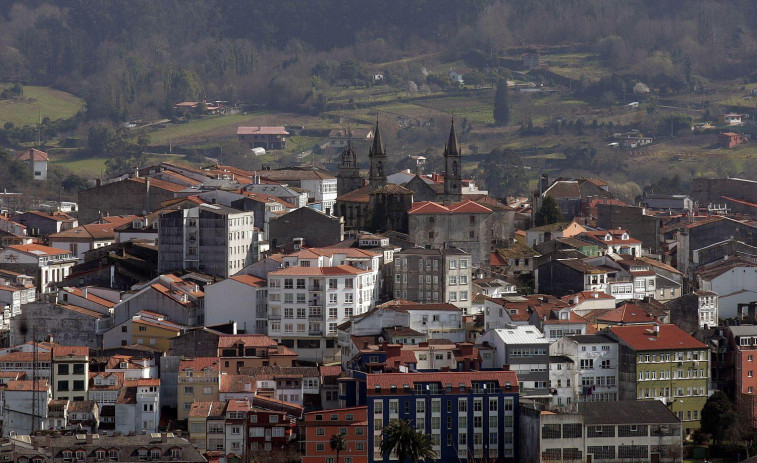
left=367, top=370, right=519, bottom=391
left=7, top=243, right=71, bottom=256
left=336, top=185, right=371, bottom=203
left=596, top=303, right=657, bottom=324
left=543, top=180, right=580, bottom=199
left=268, top=264, right=369, bottom=276
left=579, top=400, right=679, bottom=425
left=218, top=334, right=280, bottom=349
left=408, top=200, right=492, bottom=215
left=237, top=126, right=289, bottom=135
left=179, top=357, right=220, bottom=371
left=13, top=148, right=49, bottom=162
left=229, top=274, right=267, bottom=288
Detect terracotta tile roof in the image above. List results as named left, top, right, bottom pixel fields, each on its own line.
left=220, top=374, right=255, bottom=393
left=179, top=357, right=220, bottom=371
left=127, top=176, right=186, bottom=193
left=367, top=371, right=519, bottom=391
left=268, top=264, right=369, bottom=276
left=18, top=210, right=77, bottom=222
left=608, top=324, right=706, bottom=351
left=53, top=345, right=89, bottom=358
left=13, top=148, right=49, bottom=162
left=189, top=400, right=225, bottom=418
left=88, top=372, right=125, bottom=390
left=337, top=185, right=371, bottom=203
left=0, top=351, right=51, bottom=363
left=237, top=126, right=289, bottom=135
left=636, top=257, right=682, bottom=275
left=7, top=379, right=48, bottom=392
left=62, top=287, right=116, bottom=308
left=408, top=200, right=492, bottom=215
left=218, top=334, right=279, bottom=349
left=228, top=274, right=267, bottom=288
left=58, top=303, right=107, bottom=319
left=561, top=291, right=615, bottom=304
left=596, top=303, right=658, bottom=324
left=490, top=251, right=507, bottom=266
left=319, top=365, right=342, bottom=377
left=543, top=180, right=581, bottom=199
left=9, top=243, right=71, bottom=256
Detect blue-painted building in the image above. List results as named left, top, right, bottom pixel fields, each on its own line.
left=364, top=371, right=519, bottom=463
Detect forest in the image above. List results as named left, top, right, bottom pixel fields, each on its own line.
left=2, top=0, right=757, bottom=203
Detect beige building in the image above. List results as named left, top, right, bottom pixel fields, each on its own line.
left=177, top=357, right=221, bottom=421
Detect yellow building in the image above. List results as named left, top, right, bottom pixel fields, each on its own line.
left=178, top=357, right=221, bottom=421
left=104, top=310, right=185, bottom=352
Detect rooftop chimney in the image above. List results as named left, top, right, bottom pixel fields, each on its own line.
left=82, top=287, right=88, bottom=299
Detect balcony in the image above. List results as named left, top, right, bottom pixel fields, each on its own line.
left=268, top=314, right=282, bottom=320
left=309, top=330, right=323, bottom=336
left=309, top=286, right=324, bottom=292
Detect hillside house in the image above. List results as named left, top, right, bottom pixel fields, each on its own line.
left=237, top=126, right=289, bottom=150
left=13, top=148, right=48, bottom=180
left=719, top=132, right=747, bottom=148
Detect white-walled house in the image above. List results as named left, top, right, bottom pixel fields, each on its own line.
left=13, top=148, right=48, bottom=180
left=697, top=258, right=757, bottom=319
left=205, top=274, right=268, bottom=334
left=0, top=244, right=77, bottom=292
left=115, top=378, right=160, bottom=434
left=549, top=334, right=619, bottom=405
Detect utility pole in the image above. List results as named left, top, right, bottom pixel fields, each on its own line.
left=32, top=324, right=38, bottom=433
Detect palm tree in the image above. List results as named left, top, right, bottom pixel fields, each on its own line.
left=380, top=419, right=437, bottom=463
left=330, top=432, right=347, bottom=463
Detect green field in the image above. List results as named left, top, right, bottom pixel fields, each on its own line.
left=0, top=85, right=84, bottom=126
left=49, top=150, right=189, bottom=177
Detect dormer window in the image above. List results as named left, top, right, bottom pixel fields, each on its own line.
left=120, top=362, right=128, bottom=369
left=604, top=234, right=612, bottom=241
left=622, top=233, right=629, bottom=240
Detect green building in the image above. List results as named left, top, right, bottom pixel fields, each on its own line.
left=605, top=324, right=709, bottom=436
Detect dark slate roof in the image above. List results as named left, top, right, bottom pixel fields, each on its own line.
left=578, top=400, right=680, bottom=425
left=566, top=334, right=616, bottom=344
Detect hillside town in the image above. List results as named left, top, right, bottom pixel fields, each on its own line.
left=0, top=119, right=756, bottom=463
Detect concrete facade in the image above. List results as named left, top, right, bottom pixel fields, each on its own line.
left=268, top=207, right=344, bottom=249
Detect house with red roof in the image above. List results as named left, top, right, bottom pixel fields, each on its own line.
left=604, top=324, right=708, bottom=435
left=49, top=218, right=137, bottom=261
left=237, top=126, right=289, bottom=149
left=407, top=199, right=495, bottom=266
left=13, top=148, right=49, bottom=180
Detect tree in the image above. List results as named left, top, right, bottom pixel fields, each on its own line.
left=493, top=79, right=510, bottom=126
left=478, top=148, right=527, bottom=198
left=534, top=195, right=564, bottom=227
left=380, top=419, right=437, bottom=463
left=701, top=391, right=737, bottom=443
left=330, top=433, right=347, bottom=463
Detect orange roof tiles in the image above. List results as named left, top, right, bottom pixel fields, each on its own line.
left=9, top=243, right=71, bottom=256
left=127, top=176, right=186, bottom=193
left=268, top=264, right=369, bottom=276
left=608, top=324, right=706, bottom=351
left=7, top=379, right=48, bottom=391
left=53, top=345, right=89, bottom=358
left=337, top=185, right=371, bottom=203
left=13, top=148, right=49, bottom=162
left=218, top=334, right=279, bottom=349
left=229, top=274, right=267, bottom=287
left=180, top=357, right=220, bottom=371
left=63, top=287, right=116, bottom=308
left=367, top=371, right=518, bottom=391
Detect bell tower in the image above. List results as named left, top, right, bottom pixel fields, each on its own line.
left=368, top=119, right=387, bottom=191
left=443, top=119, right=463, bottom=202
left=337, top=137, right=362, bottom=197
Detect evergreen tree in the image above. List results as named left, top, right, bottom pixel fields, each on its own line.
left=534, top=195, right=564, bottom=226
left=493, top=79, right=510, bottom=126
left=380, top=419, right=437, bottom=463
left=700, top=391, right=736, bottom=443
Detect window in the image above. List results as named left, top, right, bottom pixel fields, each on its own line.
left=316, top=443, right=325, bottom=451
left=449, top=260, right=456, bottom=269
left=58, top=364, right=69, bottom=375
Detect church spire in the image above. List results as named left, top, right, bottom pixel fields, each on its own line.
left=369, top=118, right=387, bottom=190
left=442, top=118, right=462, bottom=202
left=445, top=118, right=459, bottom=156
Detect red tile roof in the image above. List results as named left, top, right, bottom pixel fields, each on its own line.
left=367, top=371, right=518, bottom=391
left=337, top=185, right=371, bottom=203
left=63, top=287, right=116, bottom=308
left=9, top=243, right=71, bottom=256
left=319, top=365, right=342, bottom=377
left=53, top=345, right=89, bottom=358
left=608, top=324, right=706, bottom=351
left=237, top=126, right=289, bottom=135
left=14, top=148, right=49, bottom=162
left=127, top=176, right=186, bottom=193
left=229, top=274, right=267, bottom=288
left=180, top=357, right=220, bottom=371
left=408, top=200, right=492, bottom=215
left=490, top=252, right=507, bottom=266
left=218, top=334, right=280, bottom=349
left=268, top=264, right=369, bottom=276
left=7, top=379, right=48, bottom=392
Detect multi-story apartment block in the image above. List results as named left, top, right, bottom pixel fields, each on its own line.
left=303, top=406, right=368, bottom=463
left=188, top=398, right=296, bottom=457
left=2, top=379, right=52, bottom=436
left=267, top=264, right=376, bottom=363
left=257, top=167, right=338, bottom=215
left=390, top=248, right=472, bottom=313
left=366, top=371, right=519, bottom=462
left=51, top=345, right=89, bottom=402
left=205, top=274, right=268, bottom=334
left=478, top=325, right=550, bottom=400
left=177, top=357, right=221, bottom=421
left=241, top=366, right=321, bottom=408
left=549, top=335, right=619, bottom=405
left=522, top=400, right=682, bottom=463
left=87, top=371, right=124, bottom=430
left=104, top=310, right=186, bottom=351
left=727, top=325, right=757, bottom=427
left=605, top=324, right=709, bottom=435
left=218, top=334, right=297, bottom=374
left=158, top=203, right=256, bottom=278
left=115, top=378, right=161, bottom=434
left=0, top=244, right=77, bottom=292
left=694, top=290, right=718, bottom=329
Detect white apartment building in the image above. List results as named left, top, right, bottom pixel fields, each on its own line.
left=0, top=244, right=76, bottom=292
left=549, top=334, right=619, bottom=404
left=694, top=290, right=718, bottom=329
left=115, top=378, right=161, bottom=434
left=267, top=264, right=377, bottom=363
left=158, top=203, right=256, bottom=279
left=204, top=274, right=268, bottom=334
